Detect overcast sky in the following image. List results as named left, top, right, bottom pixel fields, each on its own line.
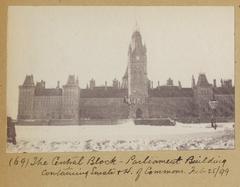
left=7, top=6, right=234, bottom=118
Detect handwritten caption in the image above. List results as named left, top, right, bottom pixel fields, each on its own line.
left=8, top=154, right=229, bottom=181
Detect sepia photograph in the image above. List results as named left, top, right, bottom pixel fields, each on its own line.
left=6, top=6, right=234, bottom=153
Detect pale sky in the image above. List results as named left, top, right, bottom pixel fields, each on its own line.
left=7, top=6, right=234, bottom=118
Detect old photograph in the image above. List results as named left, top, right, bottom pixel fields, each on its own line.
left=6, top=6, right=234, bottom=152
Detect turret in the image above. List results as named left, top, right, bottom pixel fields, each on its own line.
left=166, top=78, right=173, bottom=86
left=57, top=81, right=60, bottom=89
left=36, top=80, right=45, bottom=90
left=221, top=79, right=232, bottom=88
left=18, top=75, right=35, bottom=119
left=112, top=78, right=119, bottom=89
left=89, top=78, right=95, bottom=89
left=62, top=75, right=80, bottom=119
left=193, top=73, right=213, bottom=120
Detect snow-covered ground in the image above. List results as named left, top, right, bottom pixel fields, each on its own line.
left=6, top=120, right=234, bottom=152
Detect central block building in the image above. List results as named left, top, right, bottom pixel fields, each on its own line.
left=17, top=30, right=235, bottom=123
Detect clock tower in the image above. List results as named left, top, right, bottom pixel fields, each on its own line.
left=128, top=29, right=149, bottom=118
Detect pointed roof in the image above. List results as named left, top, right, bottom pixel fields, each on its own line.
left=64, top=75, right=79, bottom=87
left=123, top=67, right=128, bottom=79
left=196, top=73, right=210, bottom=87
left=131, top=30, right=142, bottom=42
left=130, top=24, right=143, bottom=51
left=23, top=75, right=34, bottom=87
left=134, top=21, right=140, bottom=32
left=67, top=75, right=75, bottom=84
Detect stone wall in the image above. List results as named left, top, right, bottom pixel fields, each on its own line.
left=215, top=94, right=234, bottom=118
left=62, top=86, right=80, bottom=119
left=80, top=98, right=128, bottom=119
left=18, top=86, right=35, bottom=119
left=148, top=97, right=195, bottom=118
left=33, top=96, right=62, bottom=119
left=193, top=87, right=213, bottom=119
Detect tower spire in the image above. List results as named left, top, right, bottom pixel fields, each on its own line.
left=192, top=75, right=196, bottom=88
left=134, top=21, right=140, bottom=31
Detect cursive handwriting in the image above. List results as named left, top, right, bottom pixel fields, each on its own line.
left=8, top=154, right=230, bottom=182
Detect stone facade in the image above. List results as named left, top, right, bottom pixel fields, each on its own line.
left=17, top=30, right=235, bottom=122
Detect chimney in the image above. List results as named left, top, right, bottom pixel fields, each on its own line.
left=148, top=80, right=151, bottom=89
left=221, top=79, right=223, bottom=87
left=213, top=79, right=216, bottom=88
left=57, top=81, right=60, bottom=88
left=228, top=80, right=232, bottom=88
left=167, top=78, right=173, bottom=86
left=90, top=78, right=95, bottom=89
left=112, top=78, right=118, bottom=88
left=192, top=75, right=196, bottom=88
left=178, top=81, right=182, bottom=89
left=40, top=80, right=45, bottom=88
left=105, top=81, right=107, bottom=90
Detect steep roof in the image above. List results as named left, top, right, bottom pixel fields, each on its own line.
left=149, top=87, right=193, bottom=97
left=123, top=68, right=128, bottom=79
left=35, top=88, right=62, bottom=96
left=64, top=75, right=79, bottom=87
left=23, top=75, right=34, bottom=87
left=131, top=30, right=142, bottom=40
left=196, top=73, right=211, bottom=87
left=81, top=87, right=127, bottom=98
left=213, top=87, right=234, bottom=95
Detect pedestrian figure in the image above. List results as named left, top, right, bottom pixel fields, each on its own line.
left=211, top=115, right=217, bottom=130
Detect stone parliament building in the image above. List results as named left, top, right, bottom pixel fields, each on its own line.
left=17, top=30, right=234, bottom=123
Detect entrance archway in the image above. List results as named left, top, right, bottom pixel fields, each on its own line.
left=136, top=108, right=143, bottom=119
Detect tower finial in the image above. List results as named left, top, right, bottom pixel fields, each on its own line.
left=192, top=75, right=196, bottom=88
left=134, top=20, right=139, bottom=31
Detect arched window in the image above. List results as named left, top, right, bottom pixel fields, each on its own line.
left=136, top=108, right=143, bottom=118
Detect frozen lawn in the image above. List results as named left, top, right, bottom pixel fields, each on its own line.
left=6, top=120, right=234, bottom=152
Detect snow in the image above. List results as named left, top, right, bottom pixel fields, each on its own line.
left=6, top=120, right=234, bottom=153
